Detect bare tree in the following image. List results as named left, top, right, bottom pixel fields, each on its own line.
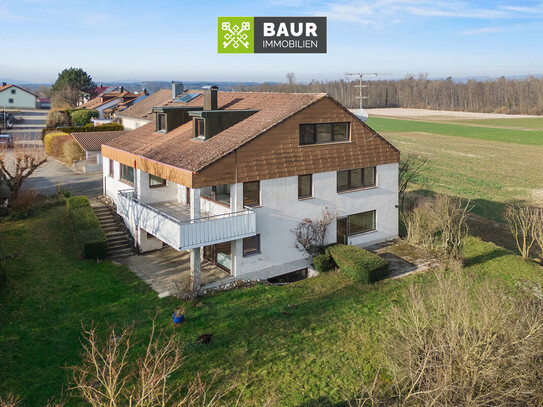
left=398, top=154, right=428, bottom=212
left=0, top=143, right=46, bottom=208
left=504, top=205, right=538, bottom=258
left=285, top=72, right=296, bottom=86
left=51, top=84, right=80, bottom=109
left=292, top=206, right=336, bottom=257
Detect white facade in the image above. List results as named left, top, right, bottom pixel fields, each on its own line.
left=0, top=86, right=37, bottom=109
left=103, top=156, right=398, bottom=285
left=116, top=116, right=151, bottom=130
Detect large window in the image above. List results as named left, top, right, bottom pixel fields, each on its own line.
left=299, top=122, right=350, bottom=145
left=298, top=174, right=312, bottom=199
left=243, top=235, right=261, bottom=257
left=157, top=113, right=166, bottom=131
left=201, top=184, right=230, bottom=205
left=120, top=164, right=134, bottom=185
left=149, top=174, right=166, bottom=188
left=337, top=166, right=376, bottom=192
left=243, top=181, right=260, bottom=207
left=337, top=210, right=376, bottom=243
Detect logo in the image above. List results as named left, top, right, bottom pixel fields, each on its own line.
left=218, top=17, right=254, bottom=53
left=218, top=17, right=327, bottom=54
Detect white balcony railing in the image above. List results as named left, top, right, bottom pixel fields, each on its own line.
left=117, top=190, right=256, bottom=250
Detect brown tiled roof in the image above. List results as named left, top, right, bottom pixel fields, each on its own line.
left=106, top=91, right=327, bottom=172
left=115, top=89, right=173, bottom=120
left=79, top=91, right=139, bottom=110
left=0, top=84, right=39, bottom=97
left=72, top=130, right=127, bottom=151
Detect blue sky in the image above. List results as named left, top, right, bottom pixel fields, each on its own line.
left=2, top=0, right=543, bottom=83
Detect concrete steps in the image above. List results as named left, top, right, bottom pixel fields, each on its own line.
left=92, top=202, right=134, bottom=260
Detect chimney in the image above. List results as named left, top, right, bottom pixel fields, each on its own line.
left=172, top=81, right=184, bottom=99
left=2, top=82, right=6, bottom=86
left=202, top=85, right=218, bottom=111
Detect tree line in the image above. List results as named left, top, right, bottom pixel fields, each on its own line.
left=234, top=74, right=543, bottom=115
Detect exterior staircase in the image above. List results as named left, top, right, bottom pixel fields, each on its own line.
left=92, top=201, right=134, bottom=260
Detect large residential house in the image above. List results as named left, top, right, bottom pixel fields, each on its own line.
left=102, top=87, right=400, bottom=290
left=79, top=87, right=146, bottom=119
left=0, top=83, right=39, bottom=109
left=114, top=82, right=184, bottom=130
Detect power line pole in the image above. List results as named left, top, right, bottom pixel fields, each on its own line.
left=345, top=72, right=393, bottom=109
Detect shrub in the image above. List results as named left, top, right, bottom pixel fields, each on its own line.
left=46, top=110, right=72, bottom=128
left=63, top=140, right=85, bottom=164
left=67, top=196, right=107, bottom=259
left=328, top=244, right=388, bottom=284
left=43, top=132, right=69, bottom=155
left=41, top=123, right=124, bottom=140
left=70, top=109, right=99, bottom=126
left=313, top=249, right=335, bottom=273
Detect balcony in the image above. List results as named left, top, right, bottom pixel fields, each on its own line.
left=117, top=190, right=256, bottom=250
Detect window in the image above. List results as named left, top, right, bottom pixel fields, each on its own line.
left=149, top=174, right=166, bottom=188
left=10, top=89, right=15, bottom=94
left=299, top=122, right=350, bottom=145
left=157, top=114, right=166, bottom=131
left=109, top=159, right=114, bottom=177
left=298, top=174, right=312, bottom=199
left=201, top=184, right=230, bottom=205
left=337, top=210, right=376, bottom=243
left=8, top=98, right=13, bottom=104
left=337, top=166, right=376, bottom=192
left=194, top=119, right=205, bottom=138
left=243, top=181, right=260, bottom=207
left=120, top=164, right=134, bottom=184
left=243, top=235, right=261, bottom=256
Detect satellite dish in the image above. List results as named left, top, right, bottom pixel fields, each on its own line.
left=353, top=108, right=369, bottom=122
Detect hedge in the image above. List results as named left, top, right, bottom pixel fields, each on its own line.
left=63, top=140, right=85, bottom=163
left=328, top=244, right=389, bottom=284
left=70, top=109, right=99, bottom=126
left=43, top=132, right=69, bottom=155
left=67, top=196, right=107, bottom=259
left=42, top=123, right=124, bottom=140
left=313, top=248, right=336, bottom=273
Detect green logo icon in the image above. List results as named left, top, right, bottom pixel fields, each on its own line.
left=218, top=17, right=254, bottom=53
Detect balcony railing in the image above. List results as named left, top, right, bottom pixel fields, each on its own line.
left=116, top=190, right=256, bottom=250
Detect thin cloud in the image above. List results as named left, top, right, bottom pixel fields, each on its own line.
left=460, top=27, right=505, bottom=35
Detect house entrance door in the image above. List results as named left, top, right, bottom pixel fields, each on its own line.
left=203, top=242, right=232, bottom=274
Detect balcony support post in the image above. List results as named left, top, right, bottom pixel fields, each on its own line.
left=189, top=188, right=201, bottom=292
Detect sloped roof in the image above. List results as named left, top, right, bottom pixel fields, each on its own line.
left=72, top=130, right=127, bottom=151
left=79, top=91, right=139, bottom=110
left=115, top=89, right=172, bottom=120
left=0, top=84, right=39, bottom=98
left=106, top=91, right=327, bottom=172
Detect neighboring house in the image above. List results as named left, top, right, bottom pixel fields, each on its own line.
left=38, top=98, right=51, bottom=109
left=115, top=82, right=184, bottom=130
left=79, top=87, right=144, bottom=119
left=72, top=130, right=127, bottom=172
left=102, top=87, right=400, bottom=290
left=0, top=83, right=38, bottom=109
left=79, top=84, right=115, bottom=105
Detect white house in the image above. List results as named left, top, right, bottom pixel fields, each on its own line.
left=0, top=83, right=38, bottom=109
left=79, top=87, right=143, bottom=119
left=102, top=88, right=400, bottom=290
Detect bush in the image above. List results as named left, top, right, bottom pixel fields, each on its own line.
left=41, top=123, right=124, bottom=140
left=70, top=109, right=99, bottom=126
left=46, top=110, right=72, bottom=128
left=67, top=196, right=107, bottom=259
left=43, top=132, right=68, bottom=155
left=63, top=140, right=85, bottom=164
left=328, top=244, right=388, bottom=284
left=313, top=249, right=335, bottom=273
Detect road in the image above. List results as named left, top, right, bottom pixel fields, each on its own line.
left=2, top=109, right=103, bottom=198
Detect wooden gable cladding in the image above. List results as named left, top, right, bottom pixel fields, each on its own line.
left=102, top=145, right=194, bottom=187
left=192, top=96, right=399, bottom=187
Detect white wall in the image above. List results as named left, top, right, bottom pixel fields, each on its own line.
left=0, top=87, right=37, bottom=109
left=96, top=98, right=120, bottom=119
left=234, top=163, right=399, bottom=280
left=118, top=117, right=151, bottom=131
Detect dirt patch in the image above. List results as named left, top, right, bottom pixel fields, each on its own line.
left=529, top=189, right=543, bottom=207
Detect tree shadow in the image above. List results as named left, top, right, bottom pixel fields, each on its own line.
left=463, top=248, right=507, bottom=267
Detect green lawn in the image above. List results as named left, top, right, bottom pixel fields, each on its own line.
left=456, top=117, right=543, bottom=130
left=1, top=205, right=542, bottom=406
left=366, top=117, right=543, bottom=145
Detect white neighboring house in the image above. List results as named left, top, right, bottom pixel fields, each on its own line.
left=0, top=83, right=38, bottom=109
left=114, top=82, right=184, bottom=130
left=102, top=88, right=400, bottom=290
left=79, top=88, right=143, bottom=120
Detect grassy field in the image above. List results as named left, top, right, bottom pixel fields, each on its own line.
left=366, top=116, right=543, bottom=223
left=1, top=204, right=543, bottom=406
left=456, top=117, right=543, bottom=130
left=367, top=117, right=543, bottom=145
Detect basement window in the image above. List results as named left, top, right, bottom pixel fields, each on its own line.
left=299, top=122, right=350, bottom=145
left=149, top=174, right=166, bottom=188
left=243, top=234, right=261, bottom=257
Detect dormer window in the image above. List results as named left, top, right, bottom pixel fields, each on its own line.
left=195, top=119, right=205, bottom=138
left=157, top=114, right=166, bottom=132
